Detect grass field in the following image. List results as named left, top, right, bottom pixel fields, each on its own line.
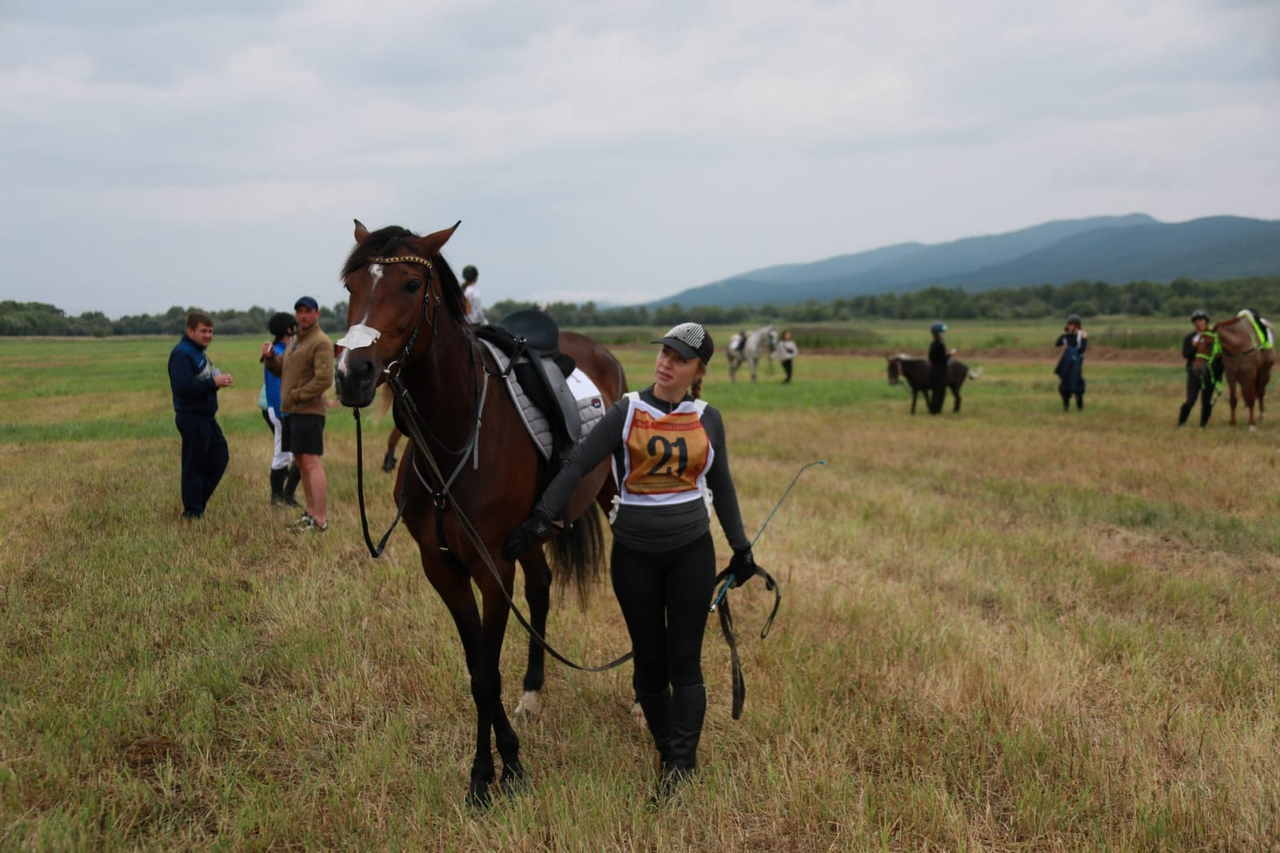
left=2, top=326, right=1279, bottom=851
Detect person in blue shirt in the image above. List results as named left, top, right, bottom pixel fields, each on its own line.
left=261, top=312, right=301, bottom=505
left=168, top=311, right=234, bottom=519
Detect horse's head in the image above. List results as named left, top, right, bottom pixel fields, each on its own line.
left=887, top=356, right=900, bottom=385
left=766, top=326, right=780, bottom=354
left=1191, top=330, right=1217, bottom=377
left=335, top=220, right=466, bottom=407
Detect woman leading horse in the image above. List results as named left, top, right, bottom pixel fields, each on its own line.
left=333, top=220, right=626, bottom=806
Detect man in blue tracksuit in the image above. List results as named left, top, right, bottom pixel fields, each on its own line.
left=168, top=311, right=234, bottom=519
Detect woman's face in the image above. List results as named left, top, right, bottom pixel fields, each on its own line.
left=654, top=345, right=704, bottom=396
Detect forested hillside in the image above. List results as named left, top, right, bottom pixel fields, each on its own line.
left=653, top=215, right=1280, bottom=309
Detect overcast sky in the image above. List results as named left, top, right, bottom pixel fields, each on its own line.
left=2, top=0, right=1278, bottom=317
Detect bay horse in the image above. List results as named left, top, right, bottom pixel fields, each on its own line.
left=333, top=221, right=627, bottom=806
left=887, top=354, right=981, bottom=414
left=1211, top=312, right=1274, bottom=428
left=727, top=324, right=779, bottom=383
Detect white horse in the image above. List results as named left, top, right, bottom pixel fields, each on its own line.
left=727, top=325, right=779, bottom=383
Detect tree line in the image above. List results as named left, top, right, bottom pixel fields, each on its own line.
left=4, top=274, right=1279, bottom=337
left=0, top=301, right=350, bottom=337
left=495, top=275, right=1280, bottom=327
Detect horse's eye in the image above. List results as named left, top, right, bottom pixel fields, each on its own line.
left=403, top=278, right=422, bottom=294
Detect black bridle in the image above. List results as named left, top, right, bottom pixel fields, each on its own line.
left=346, top=253, right=633, bottom=674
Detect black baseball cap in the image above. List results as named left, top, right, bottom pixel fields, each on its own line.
left=653, top=322, right=714, bottom=363
left=294, top=296, right=319, bottom=311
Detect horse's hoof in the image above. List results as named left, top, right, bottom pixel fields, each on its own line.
left=512, top=690, right=540, bottom=724
left=499, top=763, right=531, bottom=797
left=466, top=782, right=492, bottom=811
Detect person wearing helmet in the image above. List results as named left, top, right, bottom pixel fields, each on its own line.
left=260, top=312, right=302, bottom=505
left=501, top=322, right=758, bottom=804
left=1179, top=310, right=1219, bottom=427
left=1054, top=314, right=1088, bottom=410
left=461, top=264, right=487, bottom=325
left=927, top=322, right=951, bottom=415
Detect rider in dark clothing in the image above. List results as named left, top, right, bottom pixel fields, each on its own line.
left=1054, top=314, right=1088, bottom=411
left=927, top=323, right=949, bottom=415
left=1178, top=310, right=1218, bottom=427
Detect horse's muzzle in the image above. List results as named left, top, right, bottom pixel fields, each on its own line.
left=336, top=353, right=380, bottom=408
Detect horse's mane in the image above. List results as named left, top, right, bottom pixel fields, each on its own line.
left=340, top=225, right=466, bottom=322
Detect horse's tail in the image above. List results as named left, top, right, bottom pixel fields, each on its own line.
left=968, top=366, right=983, bottom=380
left=547, top=503, right=607, bottom=608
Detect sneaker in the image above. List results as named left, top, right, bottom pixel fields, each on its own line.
left=290, top=514, right=328, bottom=534
left=286, top=511, right=313, bottom=531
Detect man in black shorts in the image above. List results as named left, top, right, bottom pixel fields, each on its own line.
left=262, top=296, right=334, bottom=532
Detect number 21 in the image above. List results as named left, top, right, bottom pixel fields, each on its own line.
left=647, top=436, right=688, bottom=477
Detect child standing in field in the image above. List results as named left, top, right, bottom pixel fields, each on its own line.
left=501, top=322, right=761, bottom=804
left=927, top=323, right=951, bottom=415
left=776, top=329, right=799, bottom=383
left=1054, top=314, right=1088, bottom=411
left=260, top=312, right=301, bottom=505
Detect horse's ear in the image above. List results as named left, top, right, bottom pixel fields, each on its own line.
left=412, top=221, right=461, bottom=257
left=354, top=219, right=370, bottom=244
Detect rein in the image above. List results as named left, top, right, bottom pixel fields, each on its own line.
left=347, top=252, right=633, bottom=675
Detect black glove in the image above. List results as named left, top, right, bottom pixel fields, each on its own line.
left=729, top=548, right=760, bottom=586
left=501, top=510, right=551, bottom=561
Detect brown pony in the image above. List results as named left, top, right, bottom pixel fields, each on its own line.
left=886, top=354, right=981, bottom=414
left=334, top=221, right=626, bottom=806
left=1211, top=313, right=1274, bottom=428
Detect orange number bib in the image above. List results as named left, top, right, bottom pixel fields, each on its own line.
left=623, top=409, right=711, bottom=496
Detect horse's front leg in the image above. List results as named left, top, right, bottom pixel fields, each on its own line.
left=513, top=550, right=552, bottom=723
left=476, top=583, right=527, bottom=795
left=1229, top=381, right=1239, bottom=426
left=428, top=559, right=499, bottom=807
left=911, top=390, right=919, bottom=414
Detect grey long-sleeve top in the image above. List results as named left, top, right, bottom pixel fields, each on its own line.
left=534, top=385, right=751, bottom=554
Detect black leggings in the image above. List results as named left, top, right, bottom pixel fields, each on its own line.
left=1179, top=372, right=1214, bottom=426
left=611, top=532, right=716, bottom=695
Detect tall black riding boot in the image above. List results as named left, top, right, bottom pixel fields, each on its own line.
left=270, top=467, right=288, bottom=503
left=282, top=463, right=301, bottom=507
left=1200, top=403, right=1213, bottom=428
left=636, top=688, right=672, bottom=772
left=657, top=684, right=706, bottom=800
left=1178, top=402, right=1193, bottom=427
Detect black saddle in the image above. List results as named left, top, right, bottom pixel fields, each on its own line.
left=475, top=312, right=579, bottom=468
left=495, top=309, right=561, bottom=354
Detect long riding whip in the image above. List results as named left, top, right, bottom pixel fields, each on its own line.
left=710, top=459, right=826, bottom=613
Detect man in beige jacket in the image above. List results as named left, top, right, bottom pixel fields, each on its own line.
left=262, top=296, right=334, bottom=532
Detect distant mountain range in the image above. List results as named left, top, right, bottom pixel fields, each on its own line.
left=649, top=214, right=1280, bottom=308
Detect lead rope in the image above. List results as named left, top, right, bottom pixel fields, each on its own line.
left=353, top=405, right=410, bottom=557
left=709, top=459, right=825, bottom=719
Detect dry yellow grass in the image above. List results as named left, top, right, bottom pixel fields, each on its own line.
left=2, top=338, right=1279, bottom=850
